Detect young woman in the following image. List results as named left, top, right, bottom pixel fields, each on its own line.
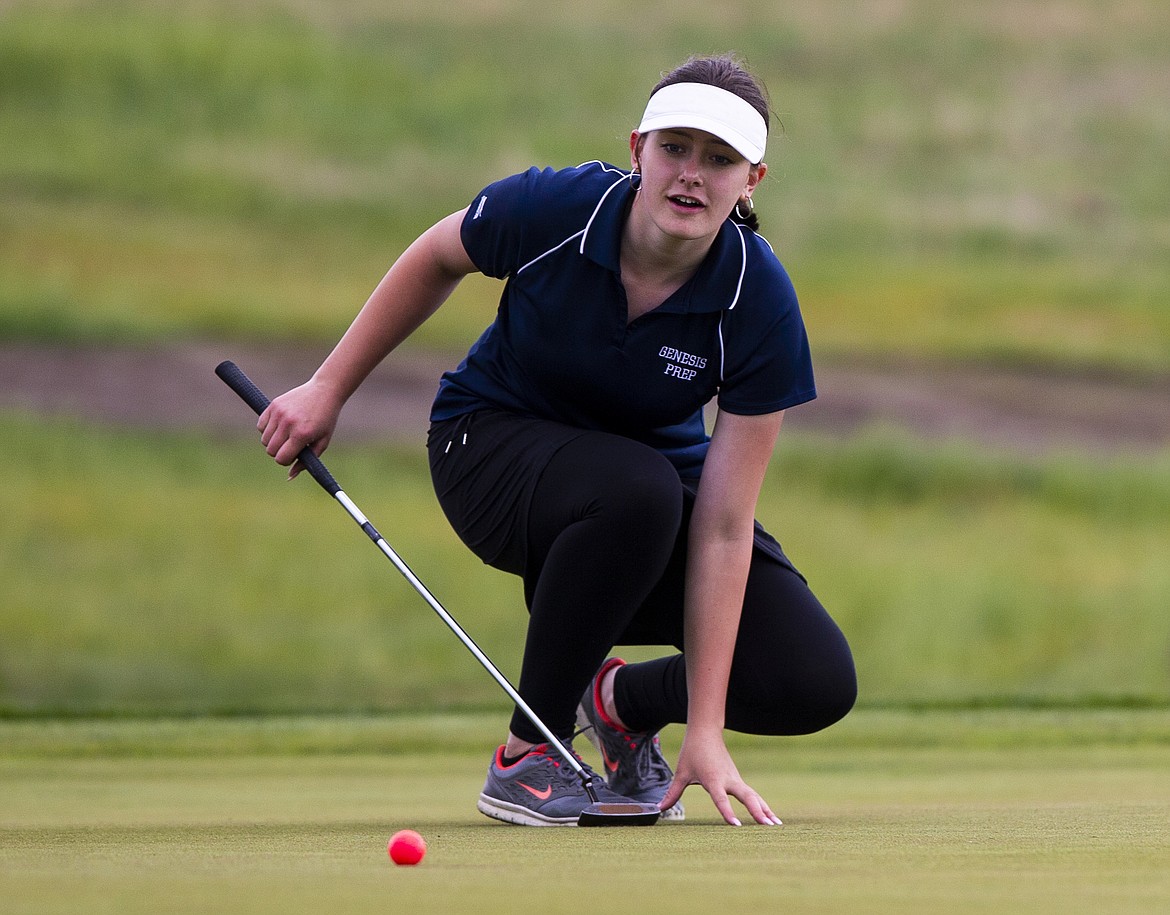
left=258, top=54, right=857, bottom=827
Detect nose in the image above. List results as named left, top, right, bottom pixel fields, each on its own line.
left=677, top=153, right=703, bottom=186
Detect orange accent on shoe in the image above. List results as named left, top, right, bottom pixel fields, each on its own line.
left=518, top=782, right=553, bottom=800
left=495, top=744, right=548, bottom=770
left=592, top=657, right=628, bottom=732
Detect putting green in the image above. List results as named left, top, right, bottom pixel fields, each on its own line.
left=2, top=709, right=1168, bottom=914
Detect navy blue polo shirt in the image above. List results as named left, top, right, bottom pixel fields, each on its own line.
left=430, top=161, right=816, bottom=479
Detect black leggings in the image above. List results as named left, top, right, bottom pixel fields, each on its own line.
left=428, top=410, right=856, bottom=744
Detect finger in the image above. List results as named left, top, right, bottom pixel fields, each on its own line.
left=759, top=797, right=783, bottom=827
left=259, top=405, right=282, bottom=449
left=709, top=777, right=761, bottom=826
left=730, top=782, right=782, bottom=826
left=262, top=420, right=288, bottom=457
left=659, top=777, right=685, bottom=812
left=710, top=789, right=741, bottom=827
left=743, top=793, right=781, bottom=826
left=274, top=438, right=303, bottom=467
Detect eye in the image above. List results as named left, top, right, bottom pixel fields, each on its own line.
left=660, top=141, right=686, bottom=155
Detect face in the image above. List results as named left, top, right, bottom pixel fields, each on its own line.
left=629, top=127, right=766, bottom=246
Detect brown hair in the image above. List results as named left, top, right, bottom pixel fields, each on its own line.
left=648, top=54, right=771, bottom=231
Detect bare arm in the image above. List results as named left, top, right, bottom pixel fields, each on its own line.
left=259, top=209, right=476, bottom=471
left=659, top=407, right=786, bottom=826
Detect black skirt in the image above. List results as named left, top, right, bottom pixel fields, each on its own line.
left=427, top=409, right=587, bottom=573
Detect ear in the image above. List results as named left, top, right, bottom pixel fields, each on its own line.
left=629, top=130, right=644, bottom=170
left=744, top=161, right=767, bottom=199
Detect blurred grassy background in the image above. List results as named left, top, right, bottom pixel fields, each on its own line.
left=4, top=0, right=1168, bottom=365
left=2, top=0, right=1168, bottom=714
left=3, top=413, right=1167, bottom=713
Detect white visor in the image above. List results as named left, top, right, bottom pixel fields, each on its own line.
left=637, top=82, right=767, bottom=164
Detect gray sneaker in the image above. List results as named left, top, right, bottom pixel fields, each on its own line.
left=576, top=658, right=685, bottom=821
left=477, top=743, right=636, bottom=826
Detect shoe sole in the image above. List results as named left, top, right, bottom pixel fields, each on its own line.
left=575, top=704, right=686, bottom=822
left=477, top=794, right=579, bottom=827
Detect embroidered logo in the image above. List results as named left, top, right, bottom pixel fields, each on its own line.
left=658, top=345, right=707, bottom=382
left=473, top=195, right=487, bottom=219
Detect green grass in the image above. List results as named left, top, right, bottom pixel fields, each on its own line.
left=3, top=413, right=1169, bottom=714
left=2, top=709, right=1168, bottom=914
left=2, top=0, right=1169, bottom=368
left=0, top=411, right=519, bottom=715
left=4, top=8, right=1166, bottom=905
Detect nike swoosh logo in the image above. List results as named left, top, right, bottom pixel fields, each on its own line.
left=601, top=747, right=620, bottom=773
left=518, top=782, right=553, bottom=800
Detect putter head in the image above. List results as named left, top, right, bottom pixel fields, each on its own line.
left=577, top=802, right=661, bottom=827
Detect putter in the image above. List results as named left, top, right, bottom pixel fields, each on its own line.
left=215, top=360, right=660, bottom=827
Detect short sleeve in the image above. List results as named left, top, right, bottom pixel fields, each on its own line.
left=459, top=167, right=545, bottom=279
left=716, top=254, right=817, bottom=415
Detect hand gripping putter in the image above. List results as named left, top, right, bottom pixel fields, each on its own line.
left=216, top=361, right=660, bottom=827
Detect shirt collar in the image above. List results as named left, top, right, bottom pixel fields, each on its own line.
left=579, top=170, right=749, bottom=314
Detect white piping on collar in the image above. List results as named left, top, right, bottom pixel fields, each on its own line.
left=727, top=223, right=748, bottom=311
left=519, top=164, right=752, bottom=324
left=579, top=170, right=631, bottom=255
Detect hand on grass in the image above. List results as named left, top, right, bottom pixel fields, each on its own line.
left=660, top=729, right=782, bottom=827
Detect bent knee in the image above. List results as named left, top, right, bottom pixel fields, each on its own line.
left=729, top=658, right=857, bottom=737
left=796, top=671, right=857, bottom=734
left=586, top=440, right=682, bottom=534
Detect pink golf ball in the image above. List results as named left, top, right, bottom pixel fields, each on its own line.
left=387, top=829, right=426, bottom=866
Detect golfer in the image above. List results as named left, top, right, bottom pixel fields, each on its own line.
left=259, top=54, right=856, bottom=827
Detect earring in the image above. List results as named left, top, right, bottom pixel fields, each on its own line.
left=734, top=196, right=755, bottom=220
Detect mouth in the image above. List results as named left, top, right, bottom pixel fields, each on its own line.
left=668, top=194, right=706, bottom=211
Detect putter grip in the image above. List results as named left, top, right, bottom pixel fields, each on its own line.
left=215, top=360, right=341, bottom=495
